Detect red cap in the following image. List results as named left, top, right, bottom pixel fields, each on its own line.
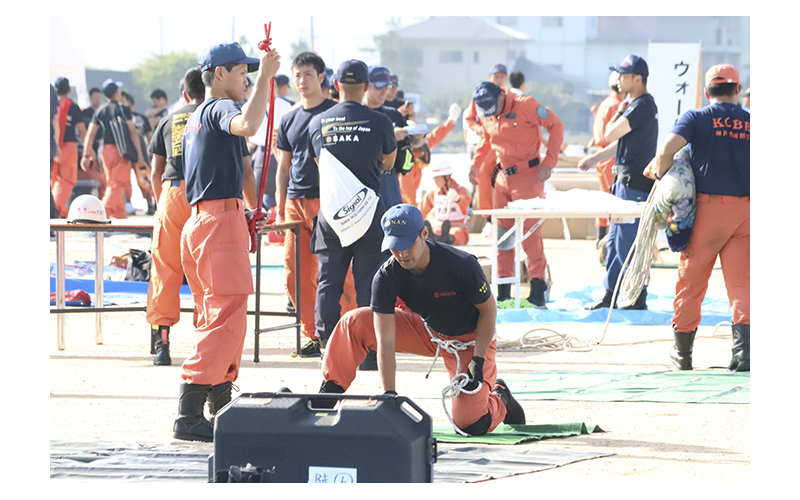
left=705, top=64, right=740, bottom=86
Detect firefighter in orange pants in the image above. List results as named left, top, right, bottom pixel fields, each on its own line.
left=145, top=67, right=206, bottom=366
left=81, top=79, right=148, bottom=219
left=275, top=51, right=357, bottom=358
left=51, top=77, right=85, bottom=217
left=172, top=42, right=281, bottom=442
left=652, top=64, right=750, bottom=372
left=319, top=204, right=525, bottom=436
left=469, top=81, right=564, bottom=308
left=398, top=103, right=461, bottom=206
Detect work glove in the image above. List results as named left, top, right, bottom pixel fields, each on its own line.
left=448, top=103, right=462, bottom=123
left=447, top=188, right=460, bottom=202
left=462, top=356, right=484, bottom=392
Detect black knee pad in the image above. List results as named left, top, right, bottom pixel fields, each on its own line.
left=459, top=411, right=492, bottom=437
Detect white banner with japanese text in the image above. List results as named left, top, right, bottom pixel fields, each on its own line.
left=647, top=42, right=703, bottom=149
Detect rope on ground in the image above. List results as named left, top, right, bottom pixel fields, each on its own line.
left=496, top=327, right=594, bottom=352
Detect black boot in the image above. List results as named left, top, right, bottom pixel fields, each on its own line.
left=437, top=220, right=455, bottom=244
left=586, top=289, right=615, bottom=310
left=173, top=383, right=214, bottom=442
left=207, top=382, right=233, bottom=423
left=729, top=324, right=750, bottom=372
left=670, top=327, right=696, bottom=370
left=527, top=278, right=548, bottom=308
left=493, top=379, right=525, bottom=424
left=152, top=325, right=172, bottom=366
left=358, top=350, right=378, bottom=371
left=318, top=380, right=346, bottom=410
left=619, top=288, right=648, bottom=310
left=496, top=283, right=511, bottom=302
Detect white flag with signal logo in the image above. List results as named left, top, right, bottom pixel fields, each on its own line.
left=318, top=148, right=379, bottom=247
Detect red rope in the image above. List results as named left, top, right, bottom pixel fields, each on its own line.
left=249, top=22, right=276, bottom=253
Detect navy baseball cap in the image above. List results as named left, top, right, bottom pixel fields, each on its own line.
left=472, top=81, right=502, bottom=118
left=610, top=55, right=649, bottom=78
left=199, top=42, right=260, bottom=73
left=390, top=73, right=399, bottom=88
left=321, top=67, right=334, bottom=89
left=381, top=204, right=425, bottom=252
left=335, top=59, right=369, bottom=85
left=101, top=78, right=123, bottom=96
left=368, top=65, right=392, bottom=89
left=489, top=63, right=508, bottom=75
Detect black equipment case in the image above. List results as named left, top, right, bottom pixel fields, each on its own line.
left=208, top=392, right=437, bottom=483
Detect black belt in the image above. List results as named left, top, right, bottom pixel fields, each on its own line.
left=491, top=157, right=540, bottom=187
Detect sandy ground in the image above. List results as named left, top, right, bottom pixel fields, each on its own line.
left=45, top=214, right=767, bottom=492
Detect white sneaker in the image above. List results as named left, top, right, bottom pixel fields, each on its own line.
left=480, top=222, right=493, bottom=238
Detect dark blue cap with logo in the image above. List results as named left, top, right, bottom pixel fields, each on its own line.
left=368, top=65, right=392, bottom=89
left=381, top=204, right=425, bottom=252
left=489, top=63, right=508, bottom=75
left=322, top=67, right=334, bottom=89
left=55, top=77, right=71, bottom=94
left=472, top=81, right=502, bottom=118
left=609, top=55, right=649, bottom=78
left=199, top=42, right=260, bottom=73
left=335, top=59, right=369, bottom=85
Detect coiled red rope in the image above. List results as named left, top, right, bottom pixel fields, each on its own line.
left=249, top=22, right=276, bottom=253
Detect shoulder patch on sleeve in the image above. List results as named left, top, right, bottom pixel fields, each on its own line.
left=537, top=105, right=549, bottom=119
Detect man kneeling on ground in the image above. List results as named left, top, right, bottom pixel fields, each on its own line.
left=318, top=204, right=525, bottom=436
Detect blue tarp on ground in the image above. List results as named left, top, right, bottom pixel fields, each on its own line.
left=497, top=285, right=731, bottom=326
left=49, top=264, right=284, bottom=306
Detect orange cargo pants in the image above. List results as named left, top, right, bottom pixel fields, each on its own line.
left=100, top=145, right=131, bottom=219
left=284, top=197, right=357, bottom=340
left=399, top=165, right=422, bottom=206
left=51, top=141, right=78, bottom=217
left=672, top=194, right=750, bottom=333
left=146, top=180, right=192, bottom=327
left=180, top=198, right=253, bottom=385
left=322, top=307, right=507, bottom=433
left=493, top=165, right=547, bottom=280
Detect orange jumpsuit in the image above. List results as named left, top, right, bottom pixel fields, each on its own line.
left=420, top=178, right=471, bottom=245
left=398, top=120, right=455, bottom=206
left=51, top=98, right=79, bottom=218
left=464, top=99, right=497, bottom=211
left=471, top=91, right=564, bottom=280
left=100, top=145, right=131, bottom=219
left=146, top=180, right=191, bottom=327
left=323, top=306, right=507, bottom=433
left=592, top=91, right=622, bottom=228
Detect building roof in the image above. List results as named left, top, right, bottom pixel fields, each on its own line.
left=396, top=16, right=530, bottom=42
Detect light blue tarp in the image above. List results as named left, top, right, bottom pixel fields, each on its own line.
left=497, top=285, right=731, bottom=326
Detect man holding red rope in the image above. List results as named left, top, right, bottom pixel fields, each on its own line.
left=173, top=41, right=280, bottom=442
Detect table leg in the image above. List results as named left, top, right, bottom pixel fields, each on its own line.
left=95, top=231, right=103, bottom=345
left=514, top=217, right=522, bottom=309
left=254, top=233, right=262, bottom=363
left=57, top=230, right=66, bottom=350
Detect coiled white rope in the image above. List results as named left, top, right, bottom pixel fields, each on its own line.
left=496, top=327, right=593, bottom=352
left=423, top=322, right=486, bottom=437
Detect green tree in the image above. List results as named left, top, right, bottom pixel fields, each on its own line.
left=290, top=37, right=311, bottom=60
left=364, top=17, right=421, bottom=92
left=130, top=50, right=199, bottom=105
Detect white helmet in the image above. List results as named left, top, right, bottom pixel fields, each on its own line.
left=428, top=159, right=454, bottom=178
left=608, top=71, right=620, bottom=87
left=67, top=195, right=110, bottom=224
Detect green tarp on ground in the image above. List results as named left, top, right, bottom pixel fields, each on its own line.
left=434, top=422, right=604, bottom=445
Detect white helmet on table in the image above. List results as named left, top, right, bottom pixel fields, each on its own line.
left=67, top=195, right=110, bottom=224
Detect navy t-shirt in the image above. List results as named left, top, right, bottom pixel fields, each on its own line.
left=616, top=93, right=658, bottom=171
left=371, top=240, right=492, bottom=337
left=671, top=102, right=750, bottom=197
left=308, top=101, right=397, bottom=194
left=149, top=103, right=200, bottom=181
left=275, top=98, right=337, bottom=199
left=182, top=98, right=247, bottom=205
left=92, top=101, right=133, bottom=147
left=61, top=100, right=83, bottom=144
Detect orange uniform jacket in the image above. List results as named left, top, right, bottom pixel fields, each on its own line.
left=471, top=91, right=564, bottom=172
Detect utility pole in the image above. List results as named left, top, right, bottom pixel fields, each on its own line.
left=232, top=16, right=235, bottom=41
left=159, top=16, right=163, bottom=56
left=310, top=16, right=314, bottom=51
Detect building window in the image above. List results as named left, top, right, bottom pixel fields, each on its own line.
left=439, top=50, right=463, bottom=64
left=541, top=17, right=563, bottom=28
left=496, top=16, right=518, bottom=27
